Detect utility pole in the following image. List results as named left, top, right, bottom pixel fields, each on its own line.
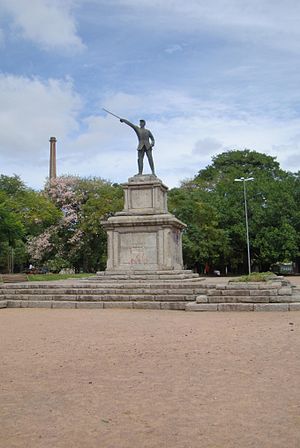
left=234, top=177, right=254, bottom=275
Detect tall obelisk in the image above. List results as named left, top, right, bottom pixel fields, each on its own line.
left=49, top=137, right=57, bottom=180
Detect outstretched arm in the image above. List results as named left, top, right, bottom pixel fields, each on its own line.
left=120, top=118, right=139, bottom=131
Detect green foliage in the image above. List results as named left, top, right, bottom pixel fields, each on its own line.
left=0, top=174, right=61, bottom=272
left=12, top=190, right=62, bottom=236
left=28, top=273, right=94, bottom=281
left=44, top=256, right=73, bottom=273
left=0, top=197, right=24, bottom=245
left=0, top=240, right=28, bottom=273
left=168, top=187, right=230, bottom=270
left=0, top=174, right=26, bottom=195
left=78, top=179, right=123, bottom=271
left=172, top=150, right=300, bottom=273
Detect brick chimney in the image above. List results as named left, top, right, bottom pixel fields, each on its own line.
left=49, top=137, right=57, bottom=179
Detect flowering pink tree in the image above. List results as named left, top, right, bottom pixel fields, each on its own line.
left=27, top=176, right=123, bottom=272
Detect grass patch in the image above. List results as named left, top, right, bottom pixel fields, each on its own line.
left=27, top=273, right=94, bottom=282
left=231, top=272, right=276, bottom=282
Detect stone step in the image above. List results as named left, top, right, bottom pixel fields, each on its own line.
left=207, top=289, right=282, bottom=296
left=2, top=293, right=195, bottom=302
left=0, top=281, right=205, bottom=291
left=81, top=278, right=205, bottom=286
left=96, top=269, right=195, bottom=276
left=0, top=287, right=200, bottom=296
left=0, top=300, right=7, bottom=308
left=224, top=283, right=280, bottom=290
left=4, top=300, right=300, bottom=311
left=206, top=295, right=300, bottom=304
left=6, top=300, right=187, bottom=310
left=111, top=275, right=203, bottom=281
left=90, top=272, right=200, bottom=281
left=186, top=302, right=300, bottom=312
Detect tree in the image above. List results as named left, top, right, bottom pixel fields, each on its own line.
left=0, top=194, right=24, bottom=245
left=168, top=187, right=230, bottom=272
left=0, top=175, right=61, bottom=272
left=27, top=176, right=123, bottom=272
left=0, top=175, right=26, bottom=196
left=174, top=150, right=300, bottom=273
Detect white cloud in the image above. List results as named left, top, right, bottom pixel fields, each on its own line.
left=0, top=0, right=84, bottom=51
left=102, top=90, right=233, bottom=119
left=1, top=83, right=300, bottom=190
left=164, top=44, right=183, bottom=54
left=68, top=89, right=300, bottom=186
left=0, top=74, right=82, bottom=186
left=193, top=138, right=224, bottom=155
left=116, top=0, right=300, bottom=53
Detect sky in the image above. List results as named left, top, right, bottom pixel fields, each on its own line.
left=0, top=0, right=299, bottom=189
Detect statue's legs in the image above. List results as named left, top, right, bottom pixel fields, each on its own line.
left=137, top=148, right=145, bottom=174
left=146, top=149, right=155, bottom=175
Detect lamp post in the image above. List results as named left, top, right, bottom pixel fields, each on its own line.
left=234, top=177, right=254, bottom=275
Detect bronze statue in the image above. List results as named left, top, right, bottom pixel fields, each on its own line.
left=103, top=109, right=156, bottom=175
left=120, top=118, right=155, bottom=175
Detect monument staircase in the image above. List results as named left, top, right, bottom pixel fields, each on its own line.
left=0, top=274, right=300, bottom=311
left=0, top=270, right=206, bottom=310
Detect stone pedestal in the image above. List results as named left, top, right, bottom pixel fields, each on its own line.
left=102, top=175, right=186, bottom=271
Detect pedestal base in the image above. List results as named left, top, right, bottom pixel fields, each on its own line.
left=102, top=175, right=186, bottom=272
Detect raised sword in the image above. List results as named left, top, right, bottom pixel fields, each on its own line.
left=102, top=108, right=122, bottom=120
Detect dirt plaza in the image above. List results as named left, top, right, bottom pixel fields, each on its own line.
left=1, top=303, right=300, bottom=448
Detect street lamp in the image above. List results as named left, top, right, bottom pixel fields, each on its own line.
left=234, top=177, right=254, bottom=275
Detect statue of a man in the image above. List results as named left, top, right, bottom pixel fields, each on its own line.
left=120, top=118, right=156, bottom=176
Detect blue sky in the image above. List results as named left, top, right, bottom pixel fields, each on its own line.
left=0, top=0, right=299, bottom=189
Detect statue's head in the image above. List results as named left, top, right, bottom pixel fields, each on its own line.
left=140, top=119, right=146, bottom=128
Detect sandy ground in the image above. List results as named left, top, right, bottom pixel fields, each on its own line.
left=1, top=309, right=300, bottom=448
